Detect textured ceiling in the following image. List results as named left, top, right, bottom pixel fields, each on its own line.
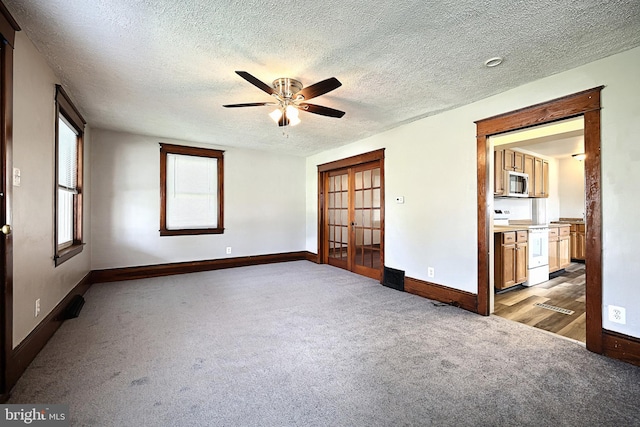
left=5, top=0, right=640, bottom=156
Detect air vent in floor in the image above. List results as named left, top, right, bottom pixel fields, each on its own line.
left=534, top=302, right=574, bottom=315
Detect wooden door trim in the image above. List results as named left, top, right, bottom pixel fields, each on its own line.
left=0, top=0, right=19, bottom=400
left=317, top=149, right=385, bottom=280
left=475, top=86, right=603, bottom=354
left=317, top=149, right=385, bottom=172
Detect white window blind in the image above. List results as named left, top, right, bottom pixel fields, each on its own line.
left=57, top=117, right=78, bottom=246
left=58, top=117, right=78, bottom=191
left=166, top=153, right=218, bottom=229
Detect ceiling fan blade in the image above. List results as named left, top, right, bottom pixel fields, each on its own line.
left=223, top=102, right=276, bottom=108
left=296, top=77, right=342, bottom=100
left=299, top=103, right=345, bottom=118
left=235, top=71, right=276, bottom=96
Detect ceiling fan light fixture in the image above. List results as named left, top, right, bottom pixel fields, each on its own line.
left=285, top=105, right=300, bottom=126
left=269, top=108, right=283, bottom=123
left=224, top=71, right=345, bottom=127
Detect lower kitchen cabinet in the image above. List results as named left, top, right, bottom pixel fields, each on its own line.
left=570, top=223, right=586, bottom=261
left=494, top=230, right=528, bottom=290
left=549, top=225, right=571, bottom=273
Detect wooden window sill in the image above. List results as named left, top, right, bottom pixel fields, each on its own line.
left=55, top=243, right=85, bottom=266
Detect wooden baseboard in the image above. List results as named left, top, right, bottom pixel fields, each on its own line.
left=602, top=330, right=640, bottom=367
left=91, top=251, right=310, bottom=283
left=405, top=276, right=478, bottom=313
left=7, top=272, right=92, bottom=389
left=305, top=251, right=319, bottom=263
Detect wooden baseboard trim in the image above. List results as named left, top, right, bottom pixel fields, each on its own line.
left=602, top=329, right=640, bottom=367
left=405, top=276, right=478, bottom=313
left=305, top=251, right=319, bottom=263
left=91, top=251, right=310, bottom=283
left=7, top=272, right=92, bottom=389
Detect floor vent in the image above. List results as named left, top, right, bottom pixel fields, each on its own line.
left=534, top=302, right=574, bottom=315
left=383, top=266, right=405, bottom=291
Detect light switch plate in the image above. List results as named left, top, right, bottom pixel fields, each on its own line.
left=13, top=168, right=20, bottom=186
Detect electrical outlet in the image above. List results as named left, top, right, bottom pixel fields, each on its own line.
left=428, top=267, right=435, bottom=278
left=226, top=247, right=232, bottom=254
left=35, top=298, right=40, bottom=317
left=608, top=305, right=626, bottom=324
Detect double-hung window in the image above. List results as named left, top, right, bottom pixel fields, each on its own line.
left=160, top=143, right=224, bottom=235
left=55, top=85, right=85, bottom=266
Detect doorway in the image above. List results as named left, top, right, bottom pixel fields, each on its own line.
left=0, top=6, right=19, bottom=399
left=476, top=87, right=603, bottom=353
left=490, top=119, right=587, bottom=342
left=317, top=149, right=385, bottom=281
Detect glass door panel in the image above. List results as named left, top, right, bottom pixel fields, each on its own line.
left=353, top=164, right=382, bottom=276
left=326, top=170, right=349, bottom=268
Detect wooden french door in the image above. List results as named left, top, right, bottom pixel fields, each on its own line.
left=320, top=150, right=384, bottom=281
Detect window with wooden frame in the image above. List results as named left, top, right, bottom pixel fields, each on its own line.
left=54, top=85, right=85, bottom=266
left=160, top=143, right=224, bottom=236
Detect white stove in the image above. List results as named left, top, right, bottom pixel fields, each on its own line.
left=524, top=225, right=549, bottom=287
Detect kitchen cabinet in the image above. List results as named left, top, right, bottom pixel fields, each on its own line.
left=533, top=157, right=549, bottom=198
left=549, top=225, right=571, bottom=273
left=524, top=154, right=535, bottom=197
left=570, top=223, right=586, bottom=261
left=494, top=149, right=505, bottom=196
left=504, top=149, right=524, bottom=173
left=494, top=148, right=549, bottom=198
left=494, top=230, right=528, bottom=290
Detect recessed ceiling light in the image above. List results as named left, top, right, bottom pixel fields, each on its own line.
left=484, top=57, right=503, bottom=68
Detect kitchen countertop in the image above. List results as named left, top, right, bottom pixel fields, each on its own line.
left=551, top=218, right=584, bottom=224
left=493, top=225, right=530, bottom=233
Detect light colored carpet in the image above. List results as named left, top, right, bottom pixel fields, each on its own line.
left=8, top=261, right=640, bottom=426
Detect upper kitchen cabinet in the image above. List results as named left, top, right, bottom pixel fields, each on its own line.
left=504, top=149, right=525, bottom=173
left=494, top=148, right=548, bottom=198
left=523, top=154, right=535, bottom=197
left=494, top=149, right=505, bottom=196
left=533, top=157, right=549, bottom=198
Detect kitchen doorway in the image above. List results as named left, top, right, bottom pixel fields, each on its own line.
left=317, top=149, right=385, bottom=281
left=475, top=87, right=603, bottom=354
left=490, top=119, right=587, bottom=342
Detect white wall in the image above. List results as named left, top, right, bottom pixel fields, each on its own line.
left=306, top=46, right=640, bottom=338
left=12, top=32, right=92, bottom=346
left=558, top=157, right=585, bottom=219
left=91, top=129, right=306, bottom=269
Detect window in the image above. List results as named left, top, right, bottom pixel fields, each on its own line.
left=160, top=143, right=224, bottom=236
left=54, top=85, right=85, bottom=266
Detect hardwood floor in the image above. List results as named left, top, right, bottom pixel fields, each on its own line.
left=494, top=263, right=586, bottom=342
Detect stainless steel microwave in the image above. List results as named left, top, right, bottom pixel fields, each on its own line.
left=505, top=171, right=529, bottom=197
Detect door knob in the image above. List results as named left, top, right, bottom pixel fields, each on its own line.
left=1, top=224, right=11, bottom=235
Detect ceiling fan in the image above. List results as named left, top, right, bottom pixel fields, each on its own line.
left=223, top=71, right=345, bottom=127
